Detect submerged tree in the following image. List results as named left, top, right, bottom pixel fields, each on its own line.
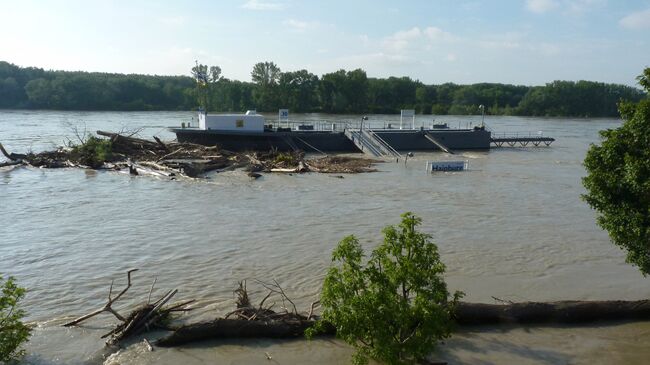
left=0, top=276, right=31, bottom=362
left=583, top=68, right=650, bottom=274
left=309, top=212, right=462, bottom=365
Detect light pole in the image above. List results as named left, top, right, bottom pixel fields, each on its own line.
left=360, top=116, right=368, bottom=149
left=479, top=104, right=485, bottom=128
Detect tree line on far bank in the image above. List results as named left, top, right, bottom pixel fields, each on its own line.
left=0, top=60, right=645, bottom=117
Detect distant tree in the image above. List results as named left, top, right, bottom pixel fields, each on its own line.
left=191, top=62, right=223, bottom=111
left=0, top=59, right=645, bottom=115
left=277, top=69, right=319, bottom=112
left=415, top=85, right=435, bottom=114
left=251, top=61, right=281, bottom=111
left=583, top=68, right=650, bottom=274
left=308, top=212, right=462, bottom=365
left=1, top=276, right=31, bottom=363
left=320, top=69, right=369, bottom=113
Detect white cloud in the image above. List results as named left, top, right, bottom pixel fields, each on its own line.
left=533, top=43, right=561, bottom=56
left=480, top=40, right=521, bottom=50
left=383, top=27, right=422, bottom=52
left=241, top=0, right=284, bottom=11
left=283, top=19, right=310, bottom=30
left=423, top=27, right=456, bottom=42
left=477, top=31, right=525, bottom=50
left=526, top=0, right=559, bottom=13
left=446, top=53, right=458, bottom=62
left=562, top=0, right=606, bottom=15
left=526, top=0, right=605, bottom=15
left=620, top=8, right=650, bottom=29
left=382, top=26, right=457, bottom=53
left=158, top=16, right=186, bottom=26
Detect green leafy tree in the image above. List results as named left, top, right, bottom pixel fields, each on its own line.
left=309, top=212, right=462, bottom=365
left=583, top=68, right=650, bottom=274
left=1, top=276, right=31, bottom=363
left=251, top=61, right=281, bottom=111
left=191, top=63, right=222, bottom=111
left=278, top=69, right=319, bottom=112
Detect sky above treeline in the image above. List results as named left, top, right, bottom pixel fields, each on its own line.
left=1, top=0, right=649, bottom=86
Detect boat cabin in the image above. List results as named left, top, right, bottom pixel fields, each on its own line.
left=198, top=110, right=265, bottom=132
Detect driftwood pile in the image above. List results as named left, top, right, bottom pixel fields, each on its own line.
left=63, top=270, right=194, bottom=346
left=0, top=131, right=379, bottom=178
left=156, top=280, right=322, bottom=347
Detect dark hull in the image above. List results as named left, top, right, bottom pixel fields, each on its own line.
left=171, top=128, right=491, bottom=152
left=173, top=129, right=359, bottom=152
left=376, top=129, right=491, bottom=151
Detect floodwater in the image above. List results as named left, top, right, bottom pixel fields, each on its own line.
left=1, top=110, right=650, bottom=365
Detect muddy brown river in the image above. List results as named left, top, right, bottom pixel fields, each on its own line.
left=2, top=110, right=649, bottom=364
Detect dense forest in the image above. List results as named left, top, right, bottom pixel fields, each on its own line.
left=0, top=60, right=645, bottom=117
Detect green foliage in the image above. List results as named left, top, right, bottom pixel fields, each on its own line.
left=309, top=212, right=462, bottom=365
left=0, top=60, right=645, bottom=116
left=582, top=68, right=650, bottom=275
left=71, top=136, right=113, bottom=168
left=251, top=61, right=281, bottom=111
left=273, top=151, right=298, bottom=166
left=0, top=276, right=31, bottom=363
left=517, top=80, right=643, bottom=117
left=191, top=63, right=223, bottom=111
left=320, top=69, right=369, bottom=113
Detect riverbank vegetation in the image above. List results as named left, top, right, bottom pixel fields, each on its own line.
left=0, top=276, right=31, bottom=363
left=583, top=67, right=650, bottom=274
left=1, top=60, right=645, bottom=117
left=308, top=212, right=462, bottom=365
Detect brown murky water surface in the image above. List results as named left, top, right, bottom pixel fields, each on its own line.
left=2, top=111, right=649, bottom=364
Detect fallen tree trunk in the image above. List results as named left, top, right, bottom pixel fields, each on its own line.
left=155, top=299, right=650, bottom=347
left=0, top=160, right=22, bottom=168
left=0, top=142, right=26, bottom=161
left=455, top=299, right=650, bottom=325
left=156, top=319, right=315, bottom=347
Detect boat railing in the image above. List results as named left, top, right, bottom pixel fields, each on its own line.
left=491, top=131, right=546, bottom=139
left=364, top=128, right=402, bottom=159
left=268, top=120, right=361, bottom=132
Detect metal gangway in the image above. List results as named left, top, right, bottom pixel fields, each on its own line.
left=344, top=128, right=402, bottom=161
left=491, top=132, right=555, bottom=147
left=423, top=132, right=454, bottom=154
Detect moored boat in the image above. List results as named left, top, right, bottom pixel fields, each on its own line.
left=169, top=111, right=493, bottom=156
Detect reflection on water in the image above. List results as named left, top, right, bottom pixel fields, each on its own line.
left=2, top=110, right=649, bottom=364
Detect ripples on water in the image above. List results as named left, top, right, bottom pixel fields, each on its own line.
left=2, top=110, right=650, bottom=364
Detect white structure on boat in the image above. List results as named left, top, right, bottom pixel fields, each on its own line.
left=198, top=110, right=265, bottom=132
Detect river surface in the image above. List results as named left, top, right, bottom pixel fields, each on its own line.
left=2, top=110, right=650, bottom=364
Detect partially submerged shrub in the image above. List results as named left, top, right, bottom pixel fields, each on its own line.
left=309, top=212, right=462, bottom=364
left=0, top=276, right=31, bottom=363
left=71, top=136, right=113, bottom=168
left=273, top=151, right=299, bottom=166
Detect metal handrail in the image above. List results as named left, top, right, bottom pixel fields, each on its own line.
left=491, top=131, right=546, bottom=139
left=364, top=129, right=402, bottom=159
left=348, top=129, right=382, bottom=156
left=268, top=119, right=361, bottom=132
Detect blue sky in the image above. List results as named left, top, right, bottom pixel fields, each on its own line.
left=1, top=0, right=649, bottom=86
